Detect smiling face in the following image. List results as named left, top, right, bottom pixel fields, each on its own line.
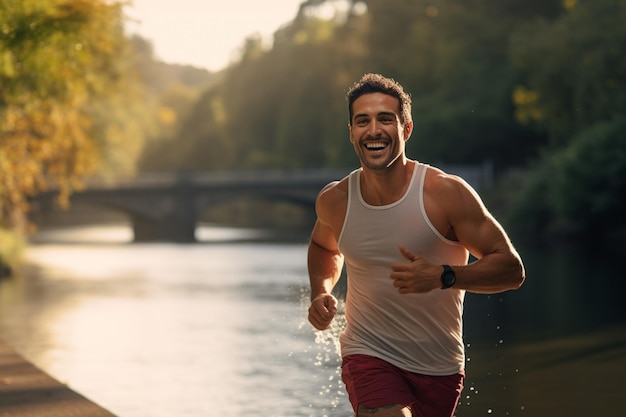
left=349, top=92, right=413, bottom=171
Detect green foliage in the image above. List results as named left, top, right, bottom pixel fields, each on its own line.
left=510, top=0, right=626, bottom=145
left=506, top=0, right=626, bottom=241
left=360, top=0, right=559, bottom=169
left=142, top=0, right=561, bottom=174
left=507, top=118, right=626, bottom=242
left=0, top=0, right=149, bottom=228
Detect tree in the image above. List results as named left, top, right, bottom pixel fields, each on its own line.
left=507, top=118, right=626, bottom=242
left=510, top=0, right=626, bottom=145
left=507, top=0, right=626, bottom=242
left=0, top=0, right=148, bottom=227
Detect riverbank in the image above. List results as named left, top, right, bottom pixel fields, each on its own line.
left=458, top=323, right=626, bottom=417
left=0, top=340, right=116, bottom=417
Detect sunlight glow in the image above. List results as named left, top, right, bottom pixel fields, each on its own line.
left=124, top=0, right=303, bottom=71
left=31, top=225, right=133, bottom=245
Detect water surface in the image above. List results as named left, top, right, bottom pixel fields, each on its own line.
left=0, top=225, right=349, bottom=417
left=1, top=225, right=624, bottom=417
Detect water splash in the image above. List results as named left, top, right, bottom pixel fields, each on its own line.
left=311, top=299, right=348, bottom=413
left=299, top=290, right=350, bottom=416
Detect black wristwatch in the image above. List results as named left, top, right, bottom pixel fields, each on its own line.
left=440, top=265, right=456, bottom=289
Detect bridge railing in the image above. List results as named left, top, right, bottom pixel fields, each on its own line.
left=80, top=162, right=492, bottom=191
left=82, top=168, right=353, bottom=190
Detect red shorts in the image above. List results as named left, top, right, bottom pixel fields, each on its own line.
left=341, top=354, right=464, bottom=417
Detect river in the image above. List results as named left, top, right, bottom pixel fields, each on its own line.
left=0, top=225, right=624, bottom=417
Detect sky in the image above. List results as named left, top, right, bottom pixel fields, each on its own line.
left=124, top=0, right=304, bottom=72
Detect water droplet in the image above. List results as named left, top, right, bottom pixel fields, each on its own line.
left=488, top=409, right=493, bottom=414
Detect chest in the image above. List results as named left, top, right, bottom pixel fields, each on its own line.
left=338, top=193, right=441, bottom=264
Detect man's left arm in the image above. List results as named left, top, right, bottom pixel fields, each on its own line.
left=446, top=175, right=525, bottom=294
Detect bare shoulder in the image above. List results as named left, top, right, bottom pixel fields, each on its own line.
left=422, top=165, right=491, bottom=241
left=426, top=165, right=475, bottom=193
left=315, top=177, right=349, bottom=239
left=316, top=177, right=349, bottom=218
left=318, top=178, right=348, bottom=200
left=425, top=165, right=485, bottom=209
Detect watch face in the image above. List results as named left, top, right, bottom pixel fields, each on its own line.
left=441, top=267, right=456, bottom=288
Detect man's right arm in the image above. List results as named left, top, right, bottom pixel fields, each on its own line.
left=307, top=184, right=344, bottom=330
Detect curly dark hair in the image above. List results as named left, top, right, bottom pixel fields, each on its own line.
left=347, top=73, right=412, bottom=126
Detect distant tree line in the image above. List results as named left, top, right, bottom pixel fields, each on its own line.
left=141, top=0, right=626, bottom=244
left=1, top=0, right=624, bottom=273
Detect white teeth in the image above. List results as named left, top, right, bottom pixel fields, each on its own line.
left=365, top=142, right=386, bottom=149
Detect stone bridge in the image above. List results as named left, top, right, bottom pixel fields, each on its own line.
left=31, top=164, right=492, bottom=242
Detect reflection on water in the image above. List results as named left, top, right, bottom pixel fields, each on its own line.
left=0, top=225, right=350, bottom=417
left=29, top=223, right=270, bottom=245
left=1, top=225, right=625, bottom=417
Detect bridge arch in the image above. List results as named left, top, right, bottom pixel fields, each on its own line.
left=31, top=169, right=349, bottom=242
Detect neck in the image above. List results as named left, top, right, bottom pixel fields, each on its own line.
left=359, top=158, right=415, bottom=206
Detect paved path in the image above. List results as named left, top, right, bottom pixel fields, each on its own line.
left=0, top=340, right=116, bottom=417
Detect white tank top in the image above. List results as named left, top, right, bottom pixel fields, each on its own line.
left=338, top=163, right=469, bottom=375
